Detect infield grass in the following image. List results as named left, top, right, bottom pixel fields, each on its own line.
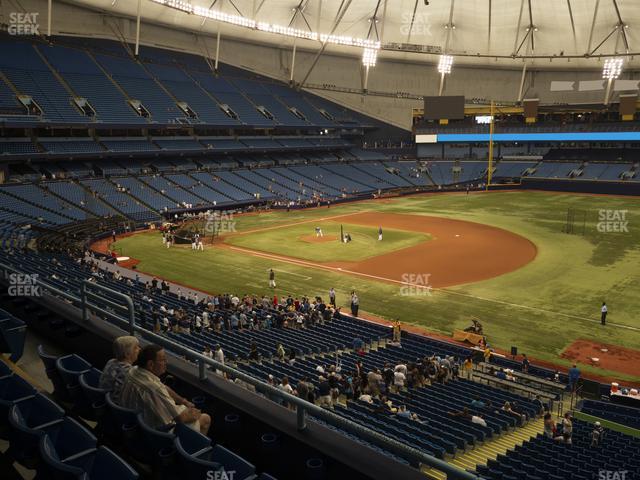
left=225, top=221, right=430, bottom=262
left=113, top=191, right=640, bottom=382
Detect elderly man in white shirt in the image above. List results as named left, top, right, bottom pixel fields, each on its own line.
left=120, top=345, right=211, bottom=435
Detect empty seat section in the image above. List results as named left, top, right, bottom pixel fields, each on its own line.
left=192, top=73, right=274, bottom=126
left=213, top=171, right=275, bottom=199
left=44, top=181, right=117, bottom=217
left=135, top=175, right=204, bottom=207
left=164, top=173, right=235, bottom=204
left=102, top=138, right=158, bottom=152
left=0, top=39, right=84, bottom=122
left=80, top=178, right=158, bottom=221
left=36, top=43, right=146, bottom=124
left=0, top=187, right=80, bottom=224
left=94, top=53, right=184, bottom=124
left=147, top=64, right=238, bottom=126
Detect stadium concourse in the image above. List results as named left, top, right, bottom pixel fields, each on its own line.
left=2, top=0, right=640, bottom=478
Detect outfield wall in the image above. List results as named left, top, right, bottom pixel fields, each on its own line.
left=521, top=179, right=640, bottom=196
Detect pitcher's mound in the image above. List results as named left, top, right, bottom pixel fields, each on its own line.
left=299, top=234, right=338, bottom=244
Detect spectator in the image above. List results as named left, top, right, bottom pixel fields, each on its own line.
left=521, top=354, right=530, bottom=373
left=463, top=356, right=474, bottom=380
left=533, top=395, right=547, bottom=414
left=367, top=369, right=382, bottom=397
left=120, top=345, right=211, bottom=434
left=502, top=401, right=526, bottom=426
left=214, top=344, right=225, bottom=375
left=568, top=364, right=581, bottom=392
left=392, top=320, right=401, bottom=343
left=249, top=342, right=260, bottom=361
left=397, top=404, right=422, bottom=422
left=449, top=407, right=487, bottom=427
left=591, top=421, right=605, bottom=447
left=393, top=367, right=406, bottom=391
left=296, top=376, right=313, bottom=403
left=288, top=348, right=296, bottom=365
left=470, top=396, right=490, bottom=409
left=318, top=376, right=332, bottom=408
left=483, top=346, right=492, bottom=363
left=543, top=412, right=556, bottom=439
left=99, top=336, right=140, bottom=404
left=278, top=377, right=295, bottom=409
left=350, top=291, right=359, bottom=317
left=555, top=412, right=573, bottom=444
left=358, top=393, right=373, bottom=404
left=276, top=343, right=285, bottom=360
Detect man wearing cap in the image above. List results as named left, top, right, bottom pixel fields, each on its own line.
left=591, top=422, right=605, bottom=447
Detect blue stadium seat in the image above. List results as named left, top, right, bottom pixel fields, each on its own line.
left=7, top=392, right=65, bottom=464
left=78, top=368, right=107, bottom=421
left=174, top=423, right=223, bottom=479
left=0, top=374, right=37, bottom=432
left=55, top=354, right=92, bottom=405
left=38, top=417, right=98, bottom=478
left=37, top=344, right=67, bottom=399
left=104, top=391, right=139, bottom=443
left=212, top=444, right=257, bottom=480
left=0, top=313, right=26, bottom=362
left=135, top=412, right=176, bottom=466
left=74, top=446, right=140, bottom=480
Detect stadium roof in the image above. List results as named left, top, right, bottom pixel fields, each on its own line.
left=69, top=0, right=639, bottom=69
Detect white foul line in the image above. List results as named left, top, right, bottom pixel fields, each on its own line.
left=269, top=268, right=312, bottom=280
left=228, top=245, right=640, bottom=333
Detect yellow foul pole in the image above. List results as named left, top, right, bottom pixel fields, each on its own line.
left=486, top=100, right=495, bottom=190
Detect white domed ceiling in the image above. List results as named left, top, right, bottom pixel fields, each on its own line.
left=65, top=0, right=640, bottom=69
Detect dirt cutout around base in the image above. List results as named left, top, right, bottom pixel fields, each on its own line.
left=299, top=234, right=339, bottom=244
left=561, top=339, right=640, bottom=378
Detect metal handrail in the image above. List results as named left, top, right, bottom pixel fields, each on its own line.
left=81, top=280, right=136, bottom=334
left=0, top=261, right=478, bottom=479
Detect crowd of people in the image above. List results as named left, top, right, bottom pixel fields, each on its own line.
left=80, top=253, right=607, bottom=451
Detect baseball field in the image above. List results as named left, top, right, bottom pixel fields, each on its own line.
left=109, top=191, right=640, bottom=382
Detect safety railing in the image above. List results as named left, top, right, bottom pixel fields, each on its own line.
left=0, top=262, right=479, bottom=479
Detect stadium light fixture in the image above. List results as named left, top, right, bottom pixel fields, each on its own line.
left=438, top=55, right=453, bottom=74
left=602, top=58, right=624, bottom=79
left=362, top=48, right=378, bottom=67
left=151, top=0, right=380, bottom=50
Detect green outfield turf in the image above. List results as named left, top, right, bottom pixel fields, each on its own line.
left=113, top=191, right=640, bottom=382
left=225, top=221, right=430, bottom=262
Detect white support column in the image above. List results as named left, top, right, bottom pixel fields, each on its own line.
left=214, top=27, right=222, bottom=73
left=135, top=0, right=142, bottom=57
left=517, top=62, right=528, bottom=102
left=438, top=72, right=446, bottom=96
left=363, top=65, right=370, bottom=93
left=290, top=39, right=297, bottom=85
left=604, top=77, right=614, bottom=105
left=47, top=0, right=52, bottom=37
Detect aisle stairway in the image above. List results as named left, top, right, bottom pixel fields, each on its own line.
left=425, top=416, right=545, bottom=479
